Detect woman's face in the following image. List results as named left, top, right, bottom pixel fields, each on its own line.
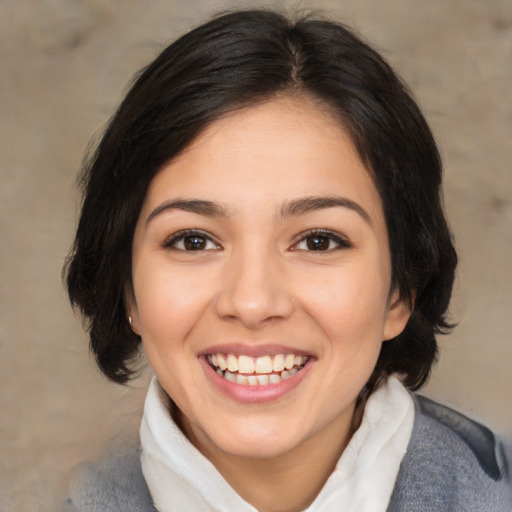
left=128, top=97, right=410, bottom=459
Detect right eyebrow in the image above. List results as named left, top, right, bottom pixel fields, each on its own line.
left=145, top=199, right=230, bottom=226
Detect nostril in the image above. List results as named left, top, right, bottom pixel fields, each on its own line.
left=213, top=258, right=295, bottom=327
left=214, top=293, right=293, bottom=328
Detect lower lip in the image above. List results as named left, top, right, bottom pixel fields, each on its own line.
left=200, top=357, right=313, bottom=404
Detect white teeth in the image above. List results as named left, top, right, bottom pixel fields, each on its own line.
left=218, top=369, right=299, bottom=386
left=224, top=371, right=236, bottom=382
left=226, top=354, right=238, bottom=372
left=210, top=353, right=306, bottom=374
left=236, top=374, right=249, bottom=385
left=272, top=354, right=285, bottom=372
left=255, top=355, right=273, bottom=374
left=210, top=352, right=308, bottom=386
left=217, top=354, right=227, bottom=371
left=238, top=355, right=255, bottom=374
left=257, top=374, right=269, bottom=385
left=285, top=354, right=295, bottom=370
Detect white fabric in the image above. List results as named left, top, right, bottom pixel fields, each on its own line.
left=140, top=375, right=414, bottom=512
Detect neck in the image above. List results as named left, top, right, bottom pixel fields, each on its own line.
left=177, top=403, right=359, bottom=512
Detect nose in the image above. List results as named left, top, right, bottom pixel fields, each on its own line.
left=214, top=246, right=295, bottom=329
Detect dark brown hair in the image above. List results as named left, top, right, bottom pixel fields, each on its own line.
left=65, top=9, right=457, bottom=392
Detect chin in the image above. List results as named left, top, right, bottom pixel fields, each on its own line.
left=220, top=436, right=300, bottom=460
left=197, top=417, right=305, bottom=460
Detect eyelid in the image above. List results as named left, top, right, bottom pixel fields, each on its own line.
left=163, top=229, right=221, bottom=250
left=289, top=228, right=351, bottom=251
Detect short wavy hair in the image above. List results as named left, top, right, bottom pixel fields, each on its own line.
left=65, top=9, right=457, bottom=392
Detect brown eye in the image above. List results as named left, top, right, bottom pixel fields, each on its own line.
left=164, top=230, right=220, bottom=251
left=306, top=236, right=331, bottom=251
left=292, top=230, right=351, bottom=252
left=184, top=235, right=207, bottom=250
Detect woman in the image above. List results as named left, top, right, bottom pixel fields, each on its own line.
left=64, top=9, right=511, bottom=512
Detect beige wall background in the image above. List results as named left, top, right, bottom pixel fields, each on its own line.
left=1, top=0, right=511, bottom=510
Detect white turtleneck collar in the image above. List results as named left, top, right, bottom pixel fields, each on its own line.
left=140, top=376, right=414, bottom=512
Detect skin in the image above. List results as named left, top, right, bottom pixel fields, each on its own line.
left=127, top=96, right=411, bottom=512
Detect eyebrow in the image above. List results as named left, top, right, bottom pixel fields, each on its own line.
left=145, top=195, right=372, bottom=226
left=146, top=199, right=230, bottom=225
left=279, top=196, right=372, bottom=225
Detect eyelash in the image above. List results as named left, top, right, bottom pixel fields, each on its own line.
left=163, top=229, right=220, bottom=251
left=291, top=229, right=351, bottom=252
left=163, top=229, right=351, bottom=253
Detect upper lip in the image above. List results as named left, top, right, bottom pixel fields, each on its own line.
left=198, top=343, right=314, bottom=358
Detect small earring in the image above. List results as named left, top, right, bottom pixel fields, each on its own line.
left=128, top=316, right=132, bottom=325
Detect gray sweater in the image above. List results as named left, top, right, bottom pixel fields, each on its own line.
left=65, top=396, right=511, bottom=511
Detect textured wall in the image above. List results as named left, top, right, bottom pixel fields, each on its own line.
left=1, top=1, right=511, bottom=510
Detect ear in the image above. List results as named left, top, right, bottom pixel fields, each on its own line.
left=124, top=282, right=141, bottom=335
left=383, top=289, right=414, bottom=341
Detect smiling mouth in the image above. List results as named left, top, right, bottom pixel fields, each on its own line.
left=206, top=353, right=310, bottom=386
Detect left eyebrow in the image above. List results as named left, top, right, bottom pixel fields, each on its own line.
left=279, top=196, right=372, bottom=225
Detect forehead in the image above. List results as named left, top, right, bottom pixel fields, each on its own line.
left=141, top=96, right=384, bottom=226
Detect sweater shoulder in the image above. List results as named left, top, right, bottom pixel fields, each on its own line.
left=64, top=445, right=156, bottom=512
left=416, top=394, right=509, bottom=481
left=388, top=395, right=511, bottom=512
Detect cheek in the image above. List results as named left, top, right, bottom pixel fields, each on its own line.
left=307, top=271, right=388, bottom=393
left=294, top=262, right=390, bottom=386
left=132, top=265, right=215, bottom=407
left=133, top=263, right=213, bottom=348
left=301, top=264, right=389, bottom=336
